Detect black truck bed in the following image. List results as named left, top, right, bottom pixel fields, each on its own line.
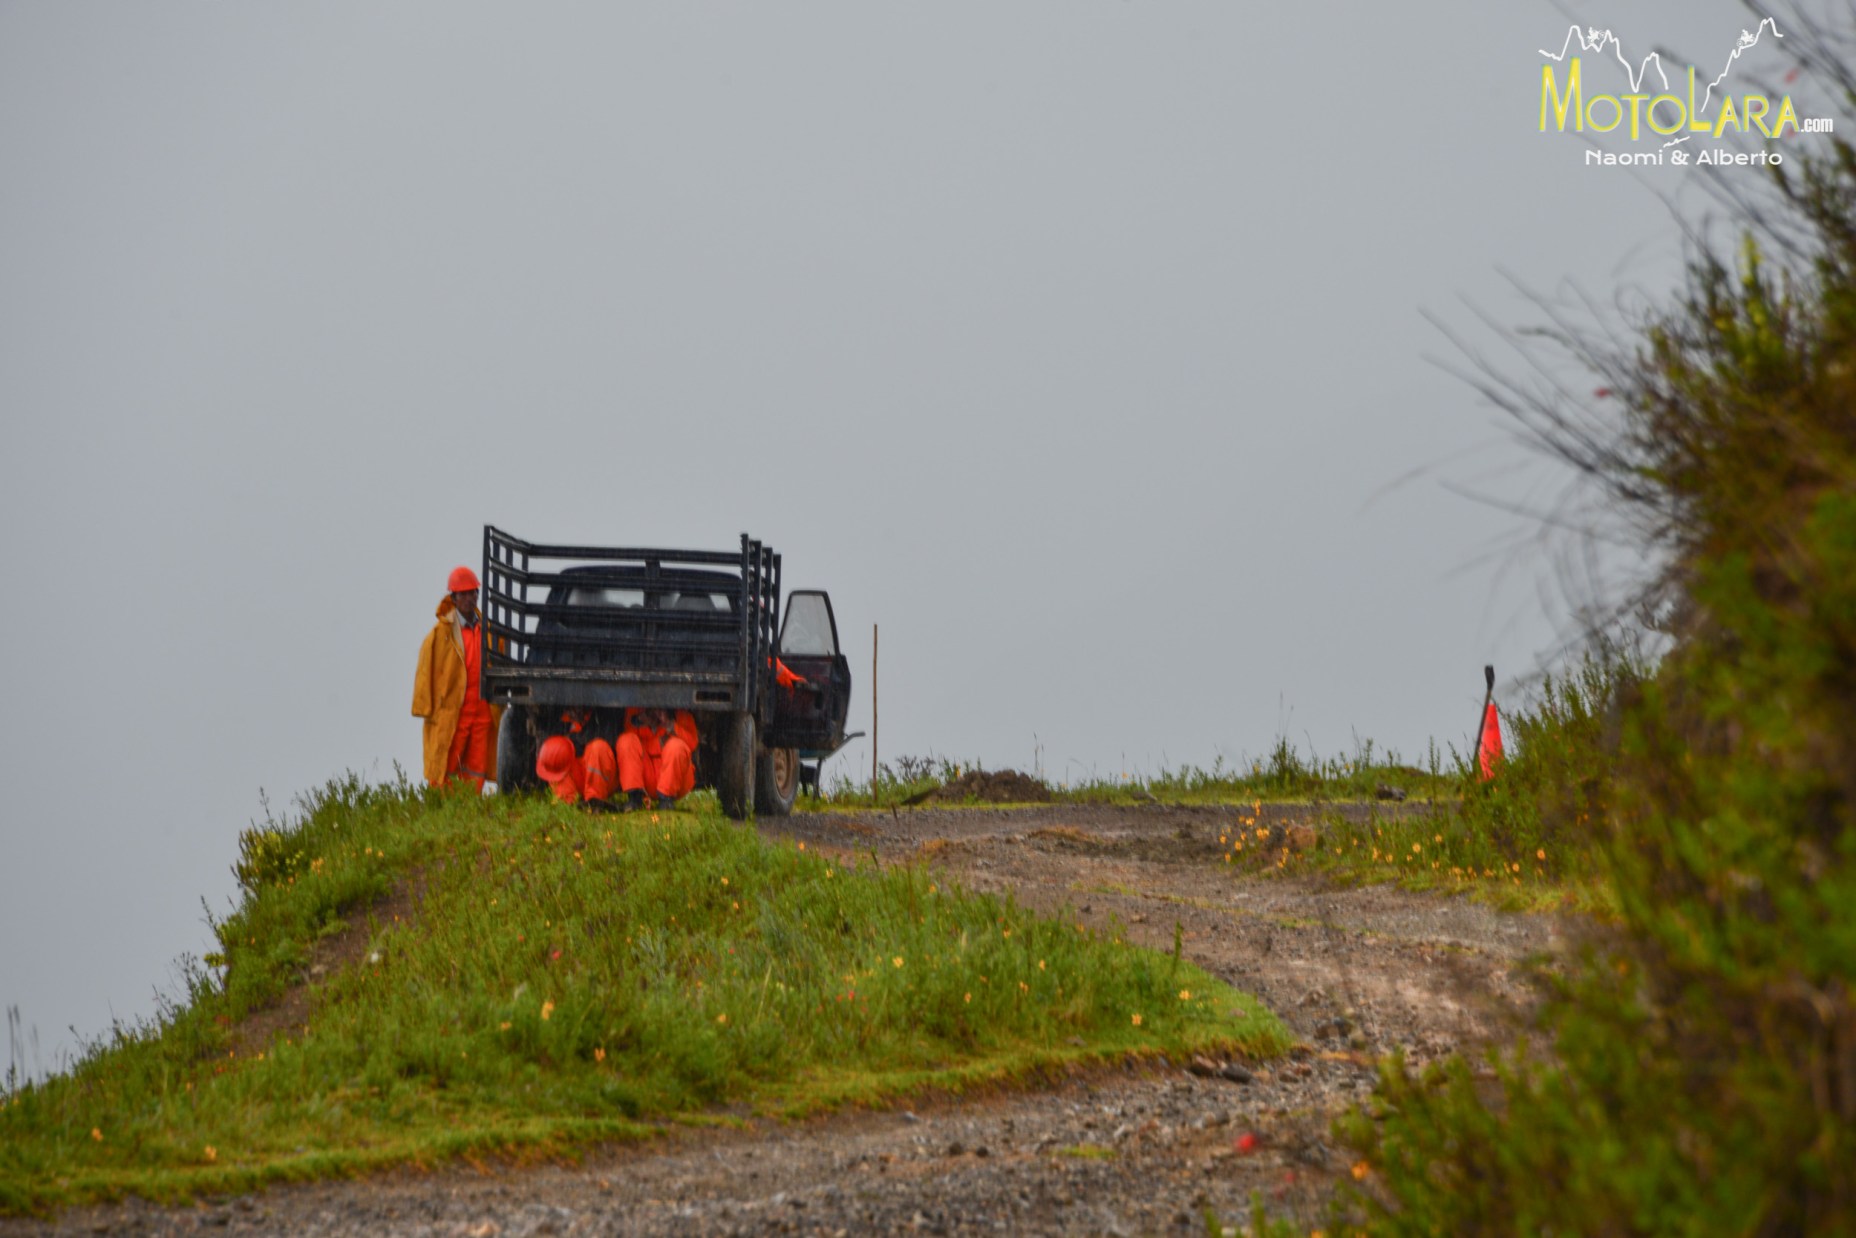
left=479, top=526, right=780, bottom=716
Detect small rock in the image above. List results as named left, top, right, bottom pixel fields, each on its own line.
left=901, top=1111, right=920, bottom=1123
left=1375, top=783, right=1408, bottom=802
left=1187, top=1055, right=1220, bottom=1078
left=1349, top=1031, right=1370, bottom=1051
left=974, top=1145, right=991, bottom=1158
left=946, top=1141, right=964, bottom=1156
left=1220, top=1062, right=1254, bottom=1084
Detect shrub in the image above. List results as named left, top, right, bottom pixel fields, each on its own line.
left=1341, top=29, right=1856, bottom=1234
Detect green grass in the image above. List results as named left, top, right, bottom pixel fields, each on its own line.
left=0, top=775, right=1290, bottom=1216
left=1055, top=1143, right=1117, bottom=1161
left=821, top=738, right=1456, bottom=810
left=1284, top=806, right=1617, bottom=917
left=1169, top=659, right=1632, bottom=918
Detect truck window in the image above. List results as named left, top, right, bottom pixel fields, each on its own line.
left=780, top=593, right=837, bottom=657
left=668, top=591, right=734, bottom=612
left=567, top=586, right=645, bottom=609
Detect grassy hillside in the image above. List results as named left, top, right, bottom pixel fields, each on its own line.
left=0, top=778, right=1288, bottom=1215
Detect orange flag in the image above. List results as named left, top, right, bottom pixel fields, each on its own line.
left=1478, top=702, right=1504, bottom=781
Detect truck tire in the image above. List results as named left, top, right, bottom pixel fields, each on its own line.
left=495, top=708, right=537, bottom=794
left=755, top=746, right=800, bottom=817
left=717, top=710, right=756, bottom=820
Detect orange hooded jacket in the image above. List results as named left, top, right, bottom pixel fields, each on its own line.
left=412, top=596, right=503, bottom=785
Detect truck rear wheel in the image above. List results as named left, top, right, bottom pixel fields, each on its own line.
left=717, top=710, right=756, bottom=820
left=495, top=708, right=537, bottom=794
left=755, top=746, right=799, bottom=817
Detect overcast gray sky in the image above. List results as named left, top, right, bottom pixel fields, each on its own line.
left=1, top=1, right=1826, bottom=1073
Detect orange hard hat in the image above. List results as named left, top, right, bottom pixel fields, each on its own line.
left=536, top=735, right=578, bottom=783
left=448, top=565, right=480, bottom=593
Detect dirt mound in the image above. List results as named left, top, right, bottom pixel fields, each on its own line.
left=928, top=769, right=1052, bottom=803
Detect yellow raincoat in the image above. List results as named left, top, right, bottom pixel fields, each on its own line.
left=412, top=597, right=502, bottom=785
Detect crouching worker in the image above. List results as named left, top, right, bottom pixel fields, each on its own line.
left=536, top=734, right=620, bottom=810
left=617, top=708, right=698, bottom=810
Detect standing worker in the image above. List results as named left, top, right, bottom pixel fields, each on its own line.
left=616, top=707, right=698, bottom=810
left=411, top=565, right=502, bottom=791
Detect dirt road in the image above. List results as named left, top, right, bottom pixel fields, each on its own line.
left=22, top=803, right=1566, bottom=1236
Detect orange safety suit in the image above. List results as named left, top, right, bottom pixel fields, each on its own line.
left=412, top=596, right=502, bottom=789
left=538, top=739, right=618, bottom=804
left=582, top=738, right=619, bottom=801
left=539, top=746, right=585, bottom=803
left=617, top=709, right=698, bottom=801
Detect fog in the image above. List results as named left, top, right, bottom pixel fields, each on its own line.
left=0, top=0, right=1819, bottom=1074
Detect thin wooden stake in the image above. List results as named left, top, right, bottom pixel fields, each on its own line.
left=871, top=623, right=879, bottom=789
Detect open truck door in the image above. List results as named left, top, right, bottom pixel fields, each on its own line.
left=765, top=590, right=852, bottom=763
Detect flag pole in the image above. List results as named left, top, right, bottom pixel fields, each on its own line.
left=1472, top=664, right=1494, bottom=768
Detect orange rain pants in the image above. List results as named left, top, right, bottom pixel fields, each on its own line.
left=445, top=626, right=495, bottom=791
left=617, top=710, right=698, bottom=800
left=582, top=739, right=619, bottom=802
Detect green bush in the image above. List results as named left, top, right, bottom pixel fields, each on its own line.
left=1340, top=97, right=1856, bottom=1236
